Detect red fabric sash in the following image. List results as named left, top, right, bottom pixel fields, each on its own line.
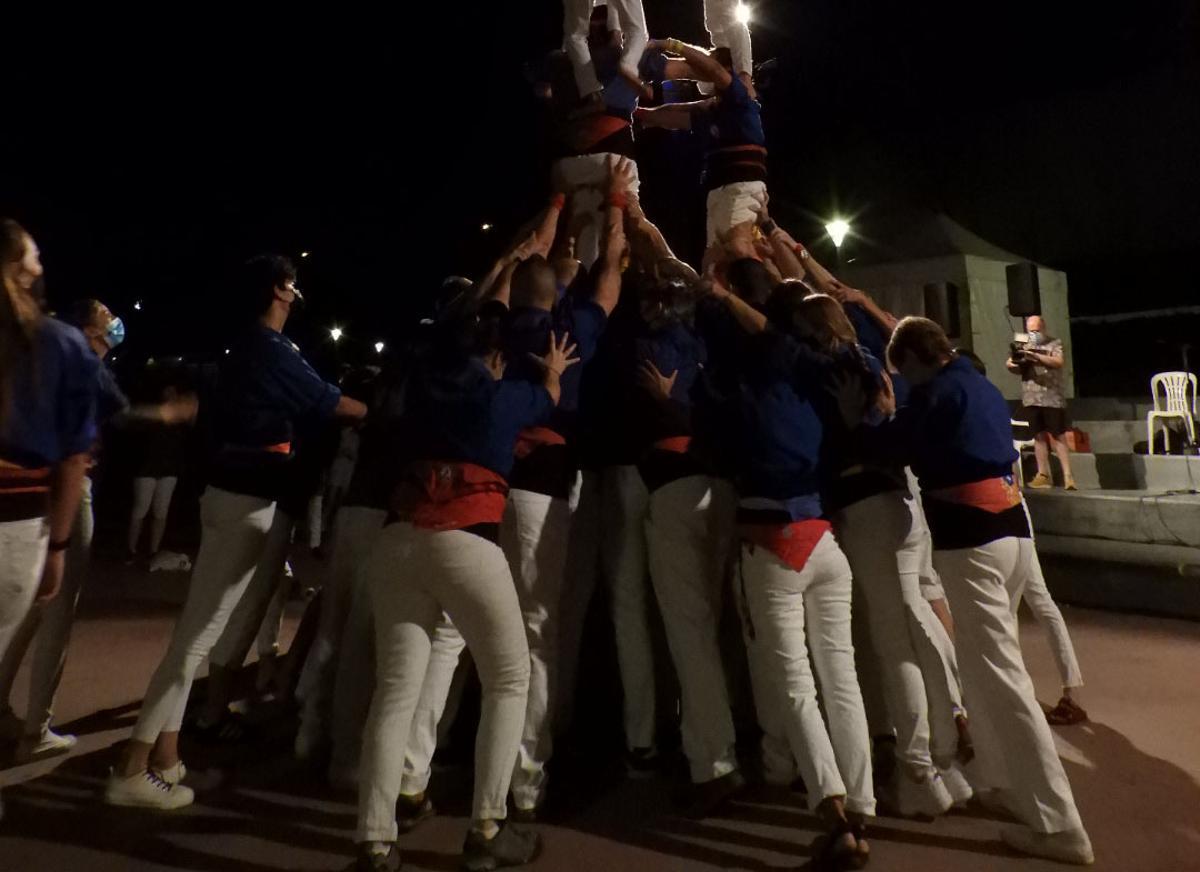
left=570, top=115, right=631, bottom=154
left=514, top=427, right=567, bottom=460
left=391, top=461, right=509, bottom=531
left=0, top=459, right=51, bottom=495
left=652, top=436, right=692, bottom=454
left=740, top=519, right=831, bottom=572
left=927, top=476, right=1021, bottom=514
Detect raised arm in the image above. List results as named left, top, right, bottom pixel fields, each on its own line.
left=625, top=192, right=677, bottom=264
left=656, top=38, right=734, bottom=90
left=592, top=156, right=632, bottom=315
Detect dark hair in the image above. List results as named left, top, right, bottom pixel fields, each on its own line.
left=763, top=280, right=809, bottom=336
left=62, top=298, right=107, bottom=331
left=711, top=47, right=734, bottom=72
left=795, top=294, right=858, bottom=354
left=888, top=316, right=955, bottom=370
left=640, top=276, right=697, bottom=331
left=1, top=219, right=43, bottom=427
left=240, top=254, right=297, bottom=319
left=511, top=255, right=559, bottom=311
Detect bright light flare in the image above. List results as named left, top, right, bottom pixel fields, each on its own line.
left=481, top=223, right=492, bottom=232
left=300, top=251, right=310, bottom=258
left=330, top=327, right=343, bottom=342
left=735, top=2, right=752, bottom=25
left=374, top=341, right=385, bottom=354
left=133, top=300, right=143, bottom=311
left=825, top=219, right=851, bottom=248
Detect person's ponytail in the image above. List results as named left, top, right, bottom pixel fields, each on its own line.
left=0, top=219, right=44, bottom=428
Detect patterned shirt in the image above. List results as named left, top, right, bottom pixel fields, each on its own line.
left=1020, top=337, right=1065, bottom=409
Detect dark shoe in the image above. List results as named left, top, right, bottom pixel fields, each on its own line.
left=625, top=746, right=660, bottom=779
left=343, top=844, right=400, bottom=871
left=189, top=711, right=254, bottom=745
left=811, top=820, right=868, bottom=871
left=682, top=769, right=746, bottom=819
left=1046, top=696, right=1088, bottom=726
left=461, top=822, right=542, bottom=872
left=396, top=793, right=436, bottom=834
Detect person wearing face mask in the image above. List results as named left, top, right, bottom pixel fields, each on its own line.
left=0, top=297, right=188, bottom=762
left=1007, top=315, right=1075, bottom=490
left=105, top=254, right=367, bottom=810
left=867, top=317, right=1092, bottom=866
left=0, top=220, right=97, bottom=778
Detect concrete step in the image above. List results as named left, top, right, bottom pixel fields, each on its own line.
left=1087, top=454, right=1200, bottom=490
left=1025, top=488, right=1200, bottom=547
left=1076, top=419, right=1144, bottom=454
left=1018, top=451, right=1100, bottom=489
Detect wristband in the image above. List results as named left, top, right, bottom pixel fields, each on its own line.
left=794, top=243, right=810, bottom=260
left=47, top=537, right=71, bottom=553
left=607, top=191, right=628, bottom=210
left=550, top=192, right=566, bottom=210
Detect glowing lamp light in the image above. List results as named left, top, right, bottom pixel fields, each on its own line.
left=300, top=251, right=310, bottom=258
left=133, top=300, right=143, bottom=311
left=480, top=223, right=493, bottom=232
left=825, top=219, right=851, bottom=249
left=374, top=341, right=385, bottom=354
left=330, top=327, right=343, bottom=342
left=735, top=2, right=752, bottom=25
left=224, top=348, right=231, bottom=355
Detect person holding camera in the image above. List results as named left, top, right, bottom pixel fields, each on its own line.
left=1007, top=315, right=1075, bottom=491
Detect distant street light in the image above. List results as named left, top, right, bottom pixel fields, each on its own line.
left=825, top=219, right=851, bottom=249
left=735, top=2, right=752, bottom=25
left=224, top=348, right=230, bottom=355
left=480, top=223, right=492, bottom=232
left=330, top=326, right=343, bottom=342
left=374, top=341, right=385, bottom=354
left=300, top=251, right=310, bottom=259
left=133, top=300, right=142, bottom=311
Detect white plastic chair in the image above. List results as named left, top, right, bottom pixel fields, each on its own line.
left=1146, top=372, right=1197, bottom=455
left=1011, top=418, right=1036, bottom=484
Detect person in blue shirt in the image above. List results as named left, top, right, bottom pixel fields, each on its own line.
left=636, top=39, right=768, bottom=246
left=106, top=254, right=367, bottom=812
left=0, top=221, right=96, bottom=785
left=878, top=317, right=1093, bottom=866
left=349, top=306, right=577, bottom=872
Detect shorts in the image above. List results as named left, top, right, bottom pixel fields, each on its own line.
left=1024, top=405, right=1070, bottom=437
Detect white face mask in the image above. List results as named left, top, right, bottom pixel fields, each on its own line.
left=1026, top=330, right=1044, bottom=345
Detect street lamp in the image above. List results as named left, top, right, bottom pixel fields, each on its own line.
left=825, top=219, right=851, bottom=265
left=374, top=341, right=385, bottom=354
left=480, top=223, right=493, bottom=232
left=735, top=2, right=752, bottom=25
left=329, top=326, right=343, bottom=342
left=300, top=251, right=310, bottom=259
left=133, top=300, right=143, bottom=311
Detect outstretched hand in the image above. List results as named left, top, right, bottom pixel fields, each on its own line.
left=637, top=359, right=678, bottom=400
left=607, top=155, right=637, bottom=195
left=531, top=331, right=580, bottom=377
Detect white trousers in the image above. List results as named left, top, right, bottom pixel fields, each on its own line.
left=704, top=0, right=754, bottom=75
left=600, top=465, right=657, bottom=750
left=706, top=181, right=767, bottom=245
left=1013, top=548, right=1084, bottom=690
left=0, top=519, right=49, bottom=680
left=132, top=487, right=276, bottom=742
left=739, top=532, right=875, bottom=815
left=556, top=470, right=602, bottom=734
left=0, top=478, right=93, bottom=736
left=129, top=475, right=178, bottom=555
left=834, top=491, right=937, bottom=778
left=562, top=0, right=648, bottom=96
left=551, top=155, right=641, bottom=270
left=645, top=475, right=738, bottom=783
left=934, top=537, right=1083, bottom=833
left=400, top=614, right=467, bottom=796
left=358, top=525, right=530, bottom=841
left=500, top=487, right=572, bottom=809
left=208, top=507, right=295, bottom=670
left=297, top=505, right=386, bottom=743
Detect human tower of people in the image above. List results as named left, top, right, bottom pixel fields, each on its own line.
left=0, top=3, right=1095, bottom=870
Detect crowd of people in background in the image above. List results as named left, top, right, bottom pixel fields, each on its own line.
left=0, top=5, right=1097, bottom=871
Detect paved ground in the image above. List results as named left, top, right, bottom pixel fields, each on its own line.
left=1, top=557, right=1198, bottom=872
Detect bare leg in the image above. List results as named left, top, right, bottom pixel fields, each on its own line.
left=1033, top=435, right=1052, bottom=479
left=1050, top=435, right=1073, bottom=482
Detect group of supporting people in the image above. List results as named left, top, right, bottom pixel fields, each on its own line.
left=1, top=4, right=1096, bottom=871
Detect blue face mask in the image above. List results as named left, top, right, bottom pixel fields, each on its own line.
left=105, top=316, right=126, bottom=348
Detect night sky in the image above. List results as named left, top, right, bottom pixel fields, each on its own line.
left=3, top=1, right=1198, bottom=391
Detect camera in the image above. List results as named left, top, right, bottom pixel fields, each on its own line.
left=1010, top=332, right=1032, bottom=365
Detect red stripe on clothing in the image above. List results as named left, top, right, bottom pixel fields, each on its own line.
left=926, top=476, right=1021, bottom=514
left=740, top=519, right=831, bottom=572
left=514, top=427, right=567, bottom=459
left=392, top=461, right=510, bottom=531
left=652, top=436, right=692, bottom=454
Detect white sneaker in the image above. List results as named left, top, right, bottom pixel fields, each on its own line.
left=939, top=764, right=974, bottom=807
left=15, top=729, right=77, bottom=762
left=1001, top=824, right=1094, bottom=865
left=157, top=761, right=188, bottom=786
left=104, top=768, right=194, bottom=810
left=891, top=770, right=954, bottom=818
left=0, top=708, right=24, bottom=742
